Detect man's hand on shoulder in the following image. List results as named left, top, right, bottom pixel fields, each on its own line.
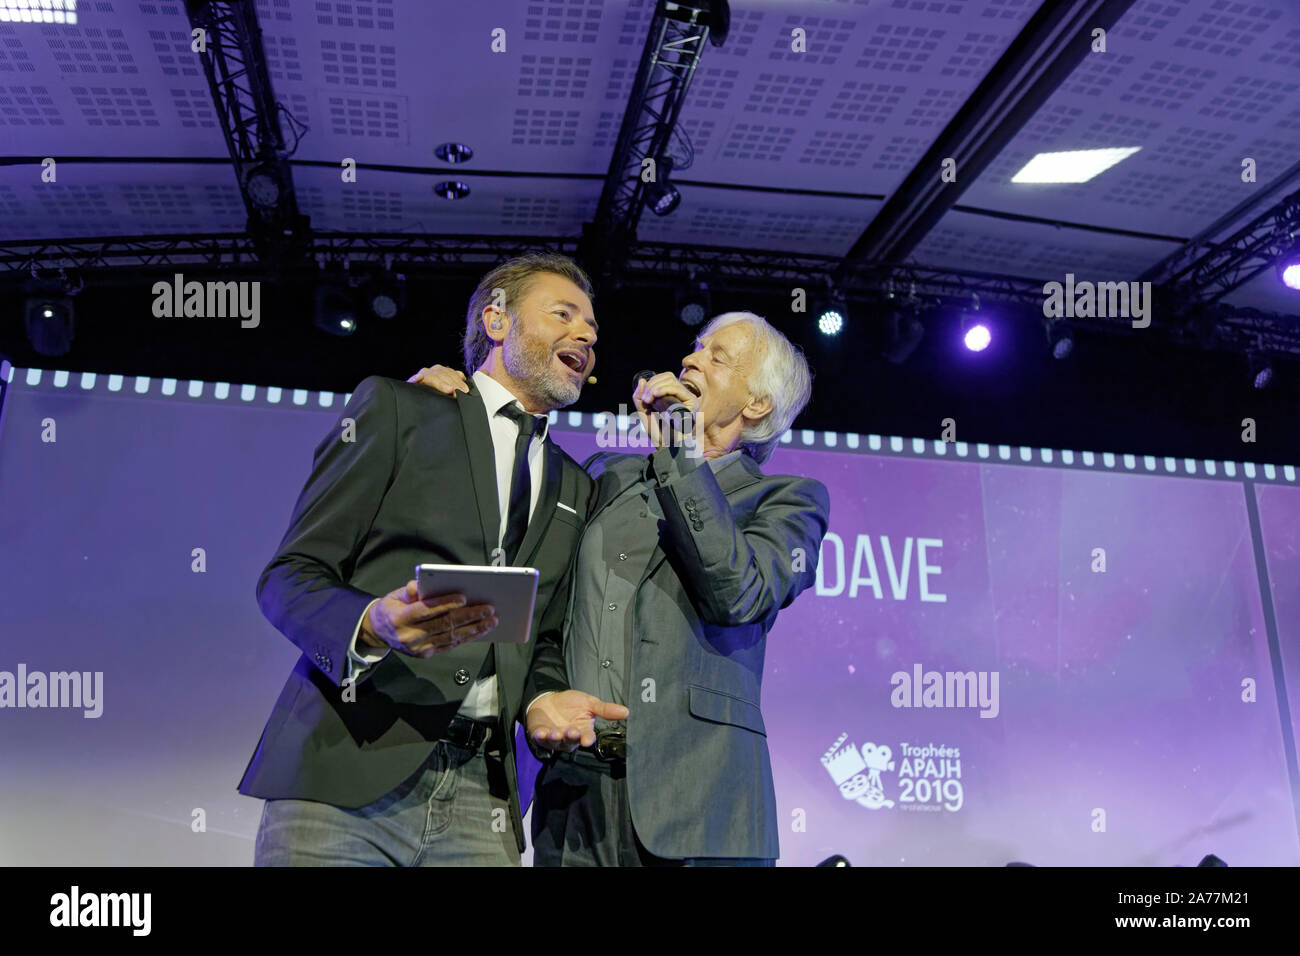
left=408, top=365, right=470, bottom=396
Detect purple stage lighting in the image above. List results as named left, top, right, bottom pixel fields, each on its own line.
left=963, top=323, right=991, bottom=351
left=1281, top=261, right=1300, bottom=291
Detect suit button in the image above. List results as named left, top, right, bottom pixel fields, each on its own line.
left=454, top=668, right=470, bottom=685
left=692, top=520, right=704, bottom=531
left=686, top=497, right=697, bottom=507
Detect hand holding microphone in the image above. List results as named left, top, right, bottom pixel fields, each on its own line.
left=633, top=369, right=699, bottom=450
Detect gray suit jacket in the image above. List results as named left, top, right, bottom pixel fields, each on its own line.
left=574, top=448, right=829, bottom=860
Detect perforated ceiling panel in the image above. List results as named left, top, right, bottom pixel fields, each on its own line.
left=910, top=209, right=1179, bottom=281
left=293, top=165, right=601, bottom=238
left=0, top=161, right=243, bottom=239
left=636, top=187, right=879, bottom=256
left=954, top=0, right=1300, bottom=241
left=0, top=0, right=1297, bottom=324
left=666, top=0, right=1038, bottom=193
left=0, top=1, right=227, bottom=157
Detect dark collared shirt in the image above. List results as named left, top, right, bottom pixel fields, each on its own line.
left=566, top=448, right=741, bottom=731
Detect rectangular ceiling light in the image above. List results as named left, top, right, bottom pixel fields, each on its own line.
left=0, top=1, right=78, bottom=24
left=1010, top=147, right=1141, bottom=184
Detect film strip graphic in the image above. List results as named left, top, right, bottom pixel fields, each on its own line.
left=4, top=362, right=1298, bottom=486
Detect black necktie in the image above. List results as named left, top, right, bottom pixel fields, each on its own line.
left=498, top=403, right=545, bottom=565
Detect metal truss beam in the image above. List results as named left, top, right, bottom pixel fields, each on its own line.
left=1144, top=184, right=1300, bottom=302
left=3, top=232, right=1297, bottom=356
left=584, top=0, right=724, bottom=277
left=185, top=0, right=307, bottom=255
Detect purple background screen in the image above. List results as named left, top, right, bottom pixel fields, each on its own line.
left=1, top=375, right=1296, bottom=866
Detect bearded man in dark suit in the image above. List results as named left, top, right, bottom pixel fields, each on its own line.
left=240, top=253, right=626, bottom=866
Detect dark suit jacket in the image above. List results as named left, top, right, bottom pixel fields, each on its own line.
left=550, top=448, right=829, bottom=860
left=237, top=376, right=591, bottom=853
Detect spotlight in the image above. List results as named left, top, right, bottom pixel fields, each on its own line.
left=676, top=274, right=711, bottom=326
left=960, top=296, right=990, bottom=352
left=243, top=161, right=283, bottom=213
left=24, top=296, right=75, bottom=356
left=963, top=325, right=990, bottom=350
left=1278, top=241, right=1300, bottom=291
left=816, top=284, right=848, bottom=337
left=1248, top=351, right=1274, bottom=390
left=644, top=154, right=681, bottom=217
left=314, top=284, right=358, bottom=337
left=883, top=309, right=925, bottom=364
left=1045, top=316, right=1074, bottom=359
left=362, top=271, right=406, bottom=320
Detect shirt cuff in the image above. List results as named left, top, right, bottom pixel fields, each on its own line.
left=651, top=440, right=704, bottom=485
left=345, top=599, right=388, bottom=684
left=525, top=690, right=558, bottom=714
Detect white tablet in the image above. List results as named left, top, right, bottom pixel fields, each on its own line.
left=414, top=564, right=540, bottom=644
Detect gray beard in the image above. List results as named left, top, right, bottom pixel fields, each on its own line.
left=503, top=323, right=581, bottom=408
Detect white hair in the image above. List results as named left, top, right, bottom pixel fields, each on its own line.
left=697, top=310, right=813, bottom=465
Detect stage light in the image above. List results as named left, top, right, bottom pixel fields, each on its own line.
left=243, top=162, right=283, bottom=213
left=676, top=274, right=711, bottom=326
left=1249, top=351, right=1274, bottom=390
left=816, top=283, right=848, bottom=337
left=1010, top=147, right=1141, bottom=184
left=963, top=324, right=990, bottom=351
left=1045, top=316, right=1074, bottom=359
left=24, top=296, right=75, bottom=356
left=815, top=854, right=851, bottom=867
left=960, top=297, right=990, bottom=352
left=362, top=272, right=406, bottom=320
left=818, top=309, right=843, bottom=336
left=1278, top=242, right=1300, bottom=290
left=644, top=154, right=681, bottom=217
left=883, top=309, right=924, bottom=364
left=314, top=285, right=358, bottom=337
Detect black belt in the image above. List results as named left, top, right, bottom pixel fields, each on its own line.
left=558, top=730, right=626, bottom=767
left=441, top=715, right=499, bottom=752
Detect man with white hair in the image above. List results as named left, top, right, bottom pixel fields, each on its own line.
left=411, top=310, right=829, bottom=865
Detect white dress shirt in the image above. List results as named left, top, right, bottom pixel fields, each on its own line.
left=344, top=370, right=549, bottom=722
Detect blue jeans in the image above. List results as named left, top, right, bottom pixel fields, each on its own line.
left=254, top=739, right=518, bottom=867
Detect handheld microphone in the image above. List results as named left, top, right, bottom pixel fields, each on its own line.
left=632, top=370, right=694, bottom=422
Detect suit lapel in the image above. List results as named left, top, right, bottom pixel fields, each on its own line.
left=513, top=435, right=563, bottom=568
left=455, top=386, right=501, bottom=564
